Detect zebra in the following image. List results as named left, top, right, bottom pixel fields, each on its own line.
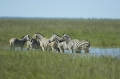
left=33, top=32, right=58, bottom=52
left=9, top=34, right=30, bottom=50
left=61, top=34, right=90, bottom=53
left=49, top=33, right=67, bottom=53
left=27, top=38, right=40, bottom=50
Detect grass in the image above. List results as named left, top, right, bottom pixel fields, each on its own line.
left=0, top=19, right=120, bottom=47
left=0, top=50, right=120, bottom=79
left=0, top=18, right=120, bottom=79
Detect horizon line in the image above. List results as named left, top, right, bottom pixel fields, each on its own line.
left=0, top=16, right=120, bottom=20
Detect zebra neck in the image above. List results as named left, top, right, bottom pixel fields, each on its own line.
left=37, top=36, right=43, bottom=41
left=65, top=38, right=71, bottom=44
left=21, top=39, right=27, bottom=44
left=55, top=37, right=61, bottom=43
left=65, top=40, right=69, bottom=44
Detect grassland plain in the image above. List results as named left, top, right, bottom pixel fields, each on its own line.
left=0, top=50, right=120, bottom=79
left=0, top=19, right=120, bottom=79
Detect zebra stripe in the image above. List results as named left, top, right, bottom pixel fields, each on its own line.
left=33, top=32, right=59, bottom=52
left=49, top=33, right=62, bottom=43
left=9, top=34, right=30, bottom=50
left=76, top=41, right=89, bottom=48
left=27, top=38, right=40, bottom=50
left=62, top=34, right=90, bottom=53
left=49, top=33, right=67, bottom=53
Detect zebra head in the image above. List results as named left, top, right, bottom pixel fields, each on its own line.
left=33, top=32, right=44, bottom=41
left=49, top=33, right=57, bottom=42
left=49, top=33, right=62, bottom=43
left=22, top=34, right=30, bottom=41
left=61, top=34, right=72, bottom=42
left=63, top=34, right=70, bottom=38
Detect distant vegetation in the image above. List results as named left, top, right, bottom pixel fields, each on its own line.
left=0, top=18, right=120, bottom=47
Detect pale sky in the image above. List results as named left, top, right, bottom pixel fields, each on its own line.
left=0, top=0, right=120, bottom=19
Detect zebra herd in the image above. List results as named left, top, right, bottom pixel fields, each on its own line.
left=9, top=32, right=90, bottom=53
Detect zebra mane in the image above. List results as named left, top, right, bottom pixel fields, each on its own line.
left=22, top=36, right=25, bottom=39
left=22, top=34, right=30, bottom=39
left=51, top=33, right=62, bottom=43
left=53, top=33, right=61, bottom=37
left=35, top=32, right=44, bottom=37
left=63, top=34, right=72, bottom=39
left=28, top=35, right=30, bottom=39
left=39, top=33, right=44, bottom=37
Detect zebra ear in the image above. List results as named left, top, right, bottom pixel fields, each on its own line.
left=28, top=34, right=30, bottom=38
left=62, top=33, right=66, bottom=36
left=35, top=32, right=40, bottom=34
left=22, top=36, right=24, bottom=39
left=38, top=32, right=40, bottom=34
left=21, top=35, right=25, bottom=39
left=52, top=33, right=55, bottom=35
left=64, top=33, right=68, bottom=36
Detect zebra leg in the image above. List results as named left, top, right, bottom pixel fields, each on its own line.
left=47, top=47, right=51, bottom=52
left=69, top=48, right=73, bottom=53
left=27, top=47, right=29, bottom=51
left=84, top=48, right=89, bottom=53
left=59, top=48, right=63, bottom=53
left=10, top=44, right=15, bottom=50
left=27, top=44, right=30, bottom=51
left=79, top=50, right=81, bottom=53
left=56, top=48, right=60, bottom=53
left=27, top=45, right=30, bottom=50
left=21, top=47, right=23, bottom=50
left=42, top=47, right=45, bottom=52
left=13, top=46, right=15, bottom=50
left=51, top=47, right=55, bottom=52
left=76, top=50, right=81, bottom=53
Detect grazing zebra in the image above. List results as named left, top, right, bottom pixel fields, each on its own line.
left=49, top=33, right=67, bottom=53
left=61, top=34, right=90, bottom=53
left=27, top=38, right=40, bottom=50
left=9, top=34, right=30, bottom=50
left=33, top=32, right=58, bottom=52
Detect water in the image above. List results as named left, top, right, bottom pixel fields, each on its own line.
left=1, top=46, right=120, bottom=57
left=90, top=47, right=120, bottom=57
left=64, top=47, right=120, bottom=57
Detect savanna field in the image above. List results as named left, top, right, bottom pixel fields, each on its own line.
left=0, top=18, right=120, bottom=79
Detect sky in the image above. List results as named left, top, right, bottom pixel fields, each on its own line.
left=0, top=0, right=120, bottom=19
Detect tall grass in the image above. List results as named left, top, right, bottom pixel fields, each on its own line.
left=0, top=19, right=120, bottom=79
left=0, top=50, right=120, bottom=79
left=0, top=19, right=120, bottom=47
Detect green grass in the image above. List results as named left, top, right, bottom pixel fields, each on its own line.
left=0, top=19, right=120, bottom=47
left=0, top=19, right=120, bottom=79
left=0, top=50, right=120, bottom=79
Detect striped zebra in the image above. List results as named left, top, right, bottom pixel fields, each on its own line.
left=9, top=34, right=30, bottom=50
left=49, top=33, right=66, bottom=53
left=61, top=34, right=90, bottom=53
left=33, top=32, right=58, bottom=52
left=27, top=38, right=40, bottom=50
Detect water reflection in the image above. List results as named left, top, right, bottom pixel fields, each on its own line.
left=90, top=47, right=120, bottom=57
left=1, top=46, right=120, bottom=57
left=64, top=47, right=120, bottom=57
